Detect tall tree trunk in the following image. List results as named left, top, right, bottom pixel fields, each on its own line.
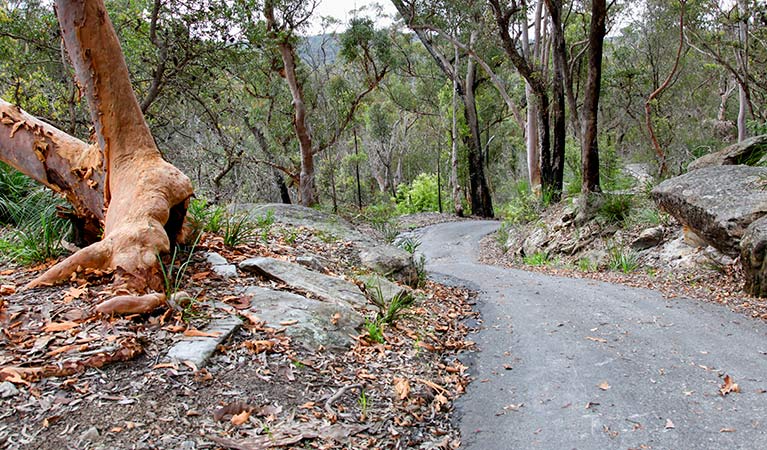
left=18, top=0, right=194, bottom=316
left=521, top=2, right=541, bottom=193
left=451, top=45, right=464, bottom=217
left=463, top=32, right=494, bottom=218
left=581, top=0, right=607, bottom=194
left=736, top=0, right=749, bottom=142
left=545, top=0, right=567, bottom=200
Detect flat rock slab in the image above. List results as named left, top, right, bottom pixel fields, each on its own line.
left=165, top=316, right=242, bottom=368
left=239, top=257, right=372, bottom=311
left=652, top=165, right=767, bottom=256
left=242, top=286, right=364, bottom=350
left=688, top=134, right=767, bottom=170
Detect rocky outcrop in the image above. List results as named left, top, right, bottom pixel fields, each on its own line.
left=235, top=203, right=416, bottom=283
left=742, top=216, right=767, bottom=297
left=688, top=135, right=767, bottom=171
left=241, top=286, right=364, bottom=350
left=652, top=165, right=767, bottom=257
left=631, top=226, right=665, bottom=251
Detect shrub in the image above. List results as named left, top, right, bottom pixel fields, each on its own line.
left=394, top=173, right=445, bottom=214
left=497, top=181, right=543, bottom=225
left=597, top=194, right=633, bottom=225
left=607, top=246, right=639, bottom=273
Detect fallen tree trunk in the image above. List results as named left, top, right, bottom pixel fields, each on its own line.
left=12, top=0, right=194, bottom=315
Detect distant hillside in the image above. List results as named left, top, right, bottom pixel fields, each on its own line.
left=299, top=34, right=340, bottom=65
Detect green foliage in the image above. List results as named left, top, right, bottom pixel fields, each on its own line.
left=748, top=121, right=767, bottom=136
left=522, top=251, right=550, bottom=267
left=397, top=236, right=421, bottom=254
left=497, top=181, right=544, bottom=225
left=577, top=257, right=596, bottom=272
left=607, top=246, right=639, bottom=273
left=368, top=283, right=415, bottom=325
left=495, top=223, right=510, bottom=253
left=413, top=254, right=427, bottom=289
left=394, top=173, right=445, bottom=215
left=223, top=213, right=259, bottom=247
left=158, top=234, right=200, bottom=299
left=597, top=194, right=634, bottom=225
left=187, top=199, right=227, bottom=236
left=364, top=318, right=384, bottom=343
left=0, top=164, right=70, bottom=264
left=253, top=209, right=275, bottom=228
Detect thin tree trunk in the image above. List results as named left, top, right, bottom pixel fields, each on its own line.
left=265, top=0, right=317, bottom=206
left=451, top=45, right=464, bottom=217
left=645, top=0, right=686, bottom=177
left=354, top=127, right=362, bottom=211
left=581, top=0, right=607, bottom=194
left=521, top=2, right=541, bottom=193
left=736, top=0, right=749, bottom=142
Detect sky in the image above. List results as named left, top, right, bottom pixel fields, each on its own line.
left=307, top=0, right=398, bottom=34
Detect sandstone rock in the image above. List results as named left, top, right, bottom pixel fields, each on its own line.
left=631, top=226, right=665, bottom=251
left=652, top=165, right=767, bottom=256
left=295, top=255, right=327, bottom=273
left=166, top=316, right=242, bottom=367
left=79, top=426, right=100, bottom=442
left=239, top=257, right=372, bottom=310
left=521, top=227, right=549, bottom=257
left=206, top=252, right=229, bottom=266
left=212, top=264, right=237, bottom=278
left=359, top=246, right=416, bottom=285
left=242, top=286, right=363, bottom=350
left=741, top=215, right=767, bottom=297
left=688, top=135, right=767, bottom=171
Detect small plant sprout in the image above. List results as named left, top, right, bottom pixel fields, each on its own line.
left=364, top=318, right=384, bottom=343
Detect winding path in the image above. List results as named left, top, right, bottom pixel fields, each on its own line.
left=418, top=221, right=767, bottom=449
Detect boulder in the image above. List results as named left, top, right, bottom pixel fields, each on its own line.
left=631, top=226, right=665, bottom=251
left=239, top=257, right=372, bottom=311
left=358, top=245, right=416, bottom=285
left=242, top=286, right=364, bottom=350
left=688, top=135, right=767, bottom=171
left=652, top=165, right=767, bottom=256
left=741, top=216, right=767, bottom=297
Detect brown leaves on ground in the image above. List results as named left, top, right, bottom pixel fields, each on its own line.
left=720, top=374, right=741, bottom=396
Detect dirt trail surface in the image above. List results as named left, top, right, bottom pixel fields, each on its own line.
left=418, top=221, right=767, bottom=450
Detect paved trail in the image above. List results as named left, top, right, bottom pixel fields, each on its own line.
left=418, top=221, right=767, bottom=450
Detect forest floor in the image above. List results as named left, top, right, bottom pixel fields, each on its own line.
left=0, top=212, right=473, bottom=450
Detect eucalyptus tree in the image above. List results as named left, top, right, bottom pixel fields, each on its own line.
left=1, top=0, right=193, bottom=315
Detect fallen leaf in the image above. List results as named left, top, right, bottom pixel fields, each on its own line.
left=63, top=285, right=88, bottom=302
left=586, top=336, right=608, bottom=343
left=299, top=402, right=316, bottom=409
left=42, top=321, right=79, bottom=332
left=0, top=285, right=16, bottom=296
left=243, top=339, right=275, bottom=354
left=598, top=381, right=611, bottom=391
left=720, top=375, right=740, bottom=396
left=223, top=295, right=251, bottom=309
left=665, top=419, right=675, bottom=429
left=191, top=271, right=211, bottom=281
left=280, top=320, right=299, bottom=326
left=331, top=312, right=341, bottom=325
left=231, top=410, right=251, bottom=425
left=183, top=329, right=221, bottom=338
left=394, top=378, right=410, bottom=400
left=720, top=428, right=736, bottom=433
